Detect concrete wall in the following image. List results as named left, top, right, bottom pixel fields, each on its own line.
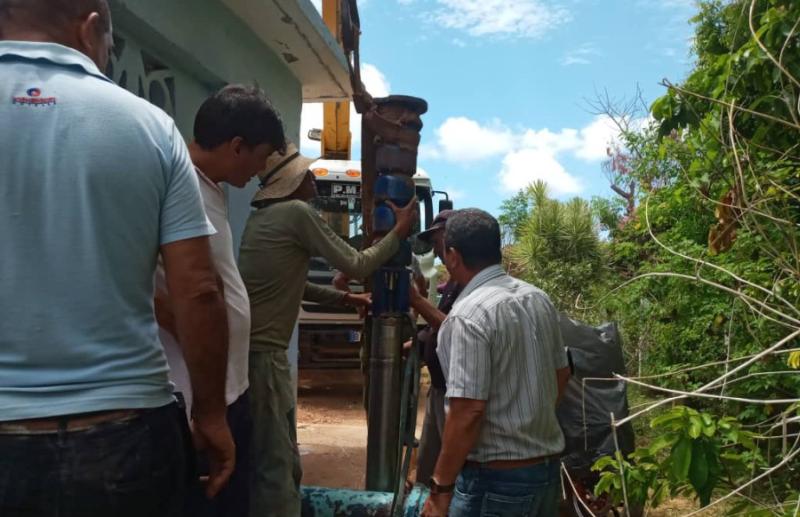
left=108, top=0, right=303, bottom=252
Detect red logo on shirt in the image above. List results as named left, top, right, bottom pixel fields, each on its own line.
left=12, top=87, right=56, bottom=106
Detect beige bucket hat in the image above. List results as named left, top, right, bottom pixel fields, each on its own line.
left=252, top=142, right=317, bottom=202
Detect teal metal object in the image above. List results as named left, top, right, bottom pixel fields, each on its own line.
left=301, top=486, right=429, bottom=517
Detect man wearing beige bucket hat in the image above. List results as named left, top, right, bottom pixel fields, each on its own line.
left=239, top=143, right=418, bottom=517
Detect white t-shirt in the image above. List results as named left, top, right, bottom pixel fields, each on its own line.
left=156, top=169, right=251, bottom=414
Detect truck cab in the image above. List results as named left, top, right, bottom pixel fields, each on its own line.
left=298, top=159, right=436, bottom=368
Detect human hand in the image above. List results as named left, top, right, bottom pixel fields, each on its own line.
left=333, top=272, right=351, bottom=292
left=192, top=414, right=236, bottom=499
left=343, top=292, right=372, bottom=318
left=388, top=197, right=418, bottom=239
left=421, top=492, right=453, bottom=517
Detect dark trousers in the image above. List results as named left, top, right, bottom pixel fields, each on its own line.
left=0, top=403, right=189, bottom=517
left=188, top=390, right=253, bottom=517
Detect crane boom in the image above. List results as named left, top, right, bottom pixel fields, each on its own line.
left=322, top=0, right=352, bottom=160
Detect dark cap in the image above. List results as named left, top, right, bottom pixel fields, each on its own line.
left=416, top=209, right=456, bottom=243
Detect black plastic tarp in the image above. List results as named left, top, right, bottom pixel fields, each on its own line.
left=557, top=316, right=635, bottom=477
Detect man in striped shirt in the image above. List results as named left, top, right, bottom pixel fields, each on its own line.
left=422, top=209, right=570, bottom=517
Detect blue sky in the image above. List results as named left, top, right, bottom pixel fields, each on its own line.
left=303, top=0, right=698, bottom=215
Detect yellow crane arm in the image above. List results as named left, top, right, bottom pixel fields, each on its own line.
left=322, top=0, right=352, bottom=160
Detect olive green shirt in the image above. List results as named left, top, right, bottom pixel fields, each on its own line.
left=239, top=200, right=399, bottom=352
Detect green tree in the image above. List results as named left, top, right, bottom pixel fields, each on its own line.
left=506, top=181, right=605, bottom=314
left=498, top=189, right=531, bottom=245
left=591, top=0, right=800, bottom=512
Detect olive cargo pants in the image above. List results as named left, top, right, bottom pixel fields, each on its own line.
left=249, top=349, right=302, bottom=517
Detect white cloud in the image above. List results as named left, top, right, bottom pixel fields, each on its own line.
left=433, top=117, right=515, bottom=162
left=432, top=0, right=570, bottom=39
left=428, top=115, right=620, bottom=166
left=360, top=63, right=391, bottom=98
left=300, top=63, right=391, bottom=157
left=423, top=115, right=625, bottom=195
left=561, top=43, right=601, bottom=66
left=443, top=186, right=467, bottom=201
left=573, top=116, right=621, bottom=161
left=500, top=148, right=582, bottom=196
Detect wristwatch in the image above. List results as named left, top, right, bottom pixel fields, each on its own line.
left=428, top=478, right=455, bottom=495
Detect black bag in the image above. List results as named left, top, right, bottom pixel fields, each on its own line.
left=556, top=316, right=636, bottom=478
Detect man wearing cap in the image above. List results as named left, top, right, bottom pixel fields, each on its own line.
left=239, top=145, right=418, bottom=517
left=409, top=210, right=463, bottom=487
left=154, top=85, right=286, bottom=517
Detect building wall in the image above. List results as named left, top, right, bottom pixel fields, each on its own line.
left=107, top=0, right=305, bottom=377
left=108, top=0, right=303, bottom=252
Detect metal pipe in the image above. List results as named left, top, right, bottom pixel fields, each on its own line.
left=301, top=486, right=429, bottom=517
left=366, top=316, right=403, bottom=492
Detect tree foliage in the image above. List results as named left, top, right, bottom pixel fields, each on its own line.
left=500, top=0, right=800, bottom=512
left=504, top=181, right=604, bottom=313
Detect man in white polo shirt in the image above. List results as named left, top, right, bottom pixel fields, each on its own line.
left=155, top=85, right=287, bottom=517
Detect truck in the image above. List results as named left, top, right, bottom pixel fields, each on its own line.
left=298, top=158, right=445, bottom=369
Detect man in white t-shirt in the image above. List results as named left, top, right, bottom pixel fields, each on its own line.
left=155, top=85, right=287, bottom=517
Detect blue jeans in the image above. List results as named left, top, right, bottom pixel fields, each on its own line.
left=0, top=403, right=190, bottom=517
left=449, top=460, right=561, bottom=517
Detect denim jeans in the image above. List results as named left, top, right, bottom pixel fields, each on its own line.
left=0, top=403, right=190, bottom=517
left=449, top=460, right=561, bottom=517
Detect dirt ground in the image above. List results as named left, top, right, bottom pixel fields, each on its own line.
left=297, top=368, right=370, bottom=489
left=296, top=369, right=711, bottom=516
left=297, top=368, right=428, bottom=489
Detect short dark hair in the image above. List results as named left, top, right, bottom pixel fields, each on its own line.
left=445, top=208, right=503, bottom=270
left=0, top=0, right=111, bottom=36
left=193, top=85, right=287, bottom=153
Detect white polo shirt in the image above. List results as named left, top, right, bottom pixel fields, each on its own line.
left=157, top=169, right=251, bottom=413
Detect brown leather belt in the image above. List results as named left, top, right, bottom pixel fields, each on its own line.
left=464, top=454, right=559, bottom=470
left=0, top=409, right=139, bottom=434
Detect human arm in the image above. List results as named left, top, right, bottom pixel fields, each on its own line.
left=422, top=398, right=487, bottom=516
left=423, top=316, right=491, bottom=515
left=410, top=286, right=446, bottom=330
left=298, top=199, right=417, bottom=280
left=304, top=281, right=371, bottom=310
left=161, top=237, right=234, bottom=498
left=154, top=289, right=177, bottom=339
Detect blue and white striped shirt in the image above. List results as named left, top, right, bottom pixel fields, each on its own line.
left=437, top=265, right=568, bottom=462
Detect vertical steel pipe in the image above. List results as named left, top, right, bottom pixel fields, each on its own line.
left=365, top=316, right=403, bottom=492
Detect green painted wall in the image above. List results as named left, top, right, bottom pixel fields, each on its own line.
left=108, top=0, right=303, bottom=251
